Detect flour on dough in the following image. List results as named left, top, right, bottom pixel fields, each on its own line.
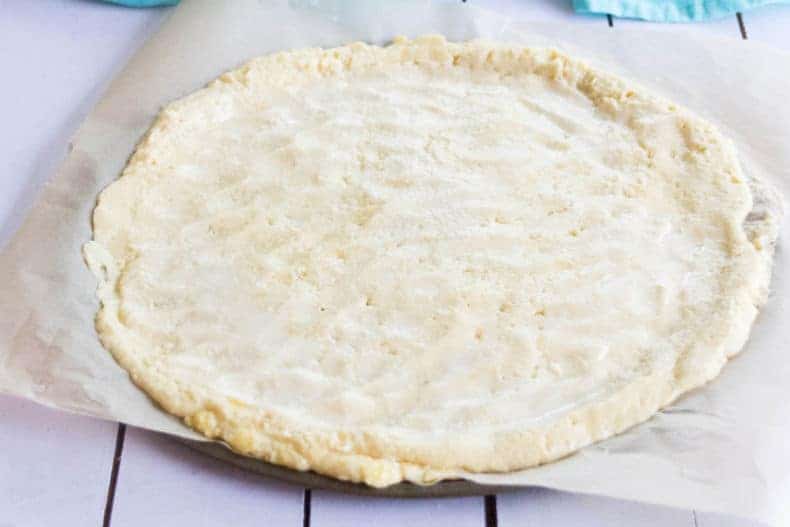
left=84, top=36, right=780, bottom=487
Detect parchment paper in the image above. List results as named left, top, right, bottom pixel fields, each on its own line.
left=1, top=0, right=789, bottom=523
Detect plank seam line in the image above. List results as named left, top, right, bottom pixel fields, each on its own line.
left=102, top=423, right=127, bottom=527
left=485, top=494, right=498, bottom=527
left=303, top=488, right=312, bottom=527
left=737, top=12, right=748, bottom=39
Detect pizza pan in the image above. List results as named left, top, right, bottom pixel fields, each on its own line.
left=174, top=437, right=516, bottom=497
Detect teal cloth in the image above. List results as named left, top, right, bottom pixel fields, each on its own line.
left=100, top=0, right=178, bottom=7
left=573, top=0, right=788, bottom=21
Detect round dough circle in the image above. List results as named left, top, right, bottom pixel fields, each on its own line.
left=86, top=36, right=776, bottom=486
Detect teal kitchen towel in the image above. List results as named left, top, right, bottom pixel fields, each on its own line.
left=573, top=0, right=788, bottom=21
left=100, top=0, right=178, bottom=7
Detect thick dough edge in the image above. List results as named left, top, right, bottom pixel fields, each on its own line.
left=85, top=35, right=781, bottom=487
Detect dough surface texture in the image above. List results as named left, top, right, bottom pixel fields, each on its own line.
left=85, top=36, right=780, bottom=486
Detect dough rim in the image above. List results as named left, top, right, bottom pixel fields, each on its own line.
left=85, top=36, right=781, bottom=487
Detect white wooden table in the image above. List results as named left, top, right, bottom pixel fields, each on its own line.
left=1, top=1, right=788, bottom=525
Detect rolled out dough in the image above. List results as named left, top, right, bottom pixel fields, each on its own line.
left=84, top=36, right=780, bottom=486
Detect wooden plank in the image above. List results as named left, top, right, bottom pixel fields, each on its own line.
left=310, top=491, right=485, bottom=527
left=696, top=511, right=763, bottom=527
left=740, top=4, right=790, bottom=50
left=109, top=427, right=304, bottom=526
left=498, top=487, right=695, bottom=526
left=0, top=0, right=165, bottom=246
left=0, top=394, right=117, bottom=526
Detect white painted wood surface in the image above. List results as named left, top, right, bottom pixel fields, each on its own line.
left=498, top=488, right=694, bottom=526
left=742, top=4, right=790, bottom=48
left=0, top=0, right=166, bottom=246
left=311, top=491, right=485, bottom=527
left=2, top=0, right=789, bottom=525
left=0, top=396, right=117, bottom=527
left=110, top=427, right=304, bottom=526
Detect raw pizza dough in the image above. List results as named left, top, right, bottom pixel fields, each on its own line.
left=84, top=36, right=780, bottom=487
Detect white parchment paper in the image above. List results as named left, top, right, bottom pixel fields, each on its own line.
left=1, top=1, right=789, bottom=523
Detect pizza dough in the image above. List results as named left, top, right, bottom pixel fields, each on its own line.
left=84, top=36, right=780, bottom=487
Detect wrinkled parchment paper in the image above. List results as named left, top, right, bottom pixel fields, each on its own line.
left=1, top=0, right=789, bottom=522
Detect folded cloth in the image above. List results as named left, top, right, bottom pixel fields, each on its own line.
left=573, top=0, right=788, bottom=21
left=100, top=0, right=178, bottom=7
